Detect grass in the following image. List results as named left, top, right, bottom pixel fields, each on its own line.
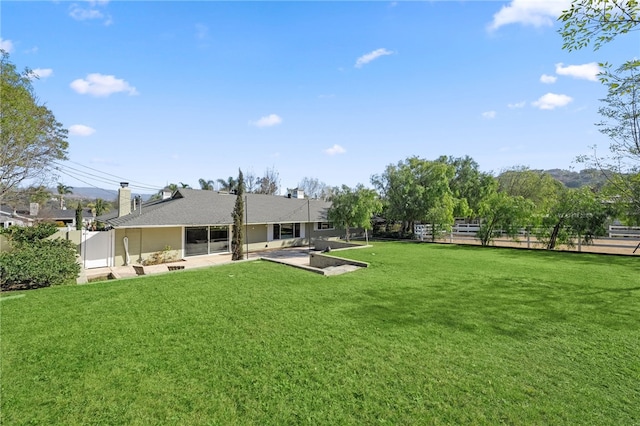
left=1, top=242, right=639, bottom=425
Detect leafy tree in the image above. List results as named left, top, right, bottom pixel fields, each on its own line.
left=0, top=50, right=68, bottom=199
left=559, top=0, right=639, bottom=51
left=231, top=169, right=245, bottom=261
left=497, top=167, right=563, bottom=212
left=179, top=182, right=191, bottom=188
left=447, top=156, right=497, bottom=220
left=75, top=202, right=83, bottom=230
left=535, top=187, right=612, bottom=249
left=579, top=62, right=640, bottom=223
left=28, top=185, right=50, bottom=206
left=217, top=176, right=238, bottom=193
left=57, top=182, right=73, bottom=209
left=328, top=184, right=382, bottom=242
left=372, top=156, right=455, bottom=236
left=477, top=192, right=534, bottom=246
left=89, top=198, right=110, bottom=217
left=0, top=221, right=58, bottom=243
left=198, top=178, right=215, bottom=190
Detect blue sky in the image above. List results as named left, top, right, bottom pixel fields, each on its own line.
left=3, top=0, right=637, bottom=195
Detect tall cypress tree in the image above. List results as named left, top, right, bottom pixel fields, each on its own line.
left=75, top=202, right=83, bottom=230
left=231, top=169, right=245, bottom=260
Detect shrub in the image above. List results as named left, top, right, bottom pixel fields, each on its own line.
left=0, top=238, right=80, bottom=291
left=0, top=222, right=58, bottom=243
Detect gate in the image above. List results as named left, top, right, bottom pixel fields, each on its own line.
left=81, top=230, right=114, bottom=269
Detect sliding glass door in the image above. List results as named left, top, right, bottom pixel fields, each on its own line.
left=185, top=226, right=229, bottom=256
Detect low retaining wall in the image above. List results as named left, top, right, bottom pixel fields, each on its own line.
left=314, top=240, right=364, bottom=251
left=309, top=252, right=369, bottom=269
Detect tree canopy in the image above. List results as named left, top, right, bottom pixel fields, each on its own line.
left=328, top=184, right=382, bottom=242
left=0, top=50, right=68, bottom=199
left=559, top=0, right=639, bottom=51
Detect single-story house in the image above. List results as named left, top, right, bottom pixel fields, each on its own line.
left=99, top=183, right=342, bottom=266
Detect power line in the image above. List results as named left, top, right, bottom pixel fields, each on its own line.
left=61, top=159, right=162, bottom=189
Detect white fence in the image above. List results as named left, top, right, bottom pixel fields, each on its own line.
left=413, top=223, right=640, bottom=254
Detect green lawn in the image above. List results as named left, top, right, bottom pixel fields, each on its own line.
left=1, top=243, right=638, bottom=425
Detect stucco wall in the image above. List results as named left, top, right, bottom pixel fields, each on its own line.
left=114, top=227, right=182, bottom=266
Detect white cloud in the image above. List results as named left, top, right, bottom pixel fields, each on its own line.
left=488, top=0, right=570, bottom=31
left=482, top=111, right=497, bottom=119
left=250, top=114, right=282, bottom=128
left=508, top=101, right=526, bottom=109
left=532, top=93, right=573, bottom=110
left=69, top=2, right=112, bottom=25
left=69, top=124, right=96, bottom=136
left=555, top=62, right=601, bottom=81
left=31, top=68, right=53, bottom=79
left=324, top=144, right=346, bottom=155
left=355, top=48, right=394, bottom=68
left=70, top=73, right=138, bottom=97
left=540, top=74, right=557, bottom=84
left=0, top=38, right=14, bottom=53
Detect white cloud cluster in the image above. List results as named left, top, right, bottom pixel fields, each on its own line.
left=31, top=68, right=53, bottom=79
left=355, top=48, right=394, bottom=68
left=489, top=0, right=570, bottom=30
left=532, top=93, right=573, bottom=110
left=70, top=73, right=138, bottom=97
left=69, top=124, right=96, bottom=136
left=250, top=114, right=282, bottom=128
left=69, top=1, right=112, bottom=25
left=507, top=101, right=526, bottom=109
left=0, top=38, right=14, bottom=53
left=540, top=74, right=557, bottom=84
left=555, top=62, right=600, bottom=81
left=482, top=111, right=497, bottom=119
left=324, top=144, right=346, bottom=155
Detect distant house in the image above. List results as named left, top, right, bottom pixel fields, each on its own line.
left=38, top=207, right=94, bottom=229
left=99, top=184, right=341, bottom=266
left=0, top=205, right=35, bottom=228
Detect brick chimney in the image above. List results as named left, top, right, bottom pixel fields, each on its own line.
left=118, top=182, right=131, bottom=217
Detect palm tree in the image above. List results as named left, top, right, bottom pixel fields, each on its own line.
left=198, top=178, right=215, bottom=191
left=89, top=198, right=110, bottom=217
left=217, top=176, right=237, bottom=192
left=56, top=183, right=73, bottom=209
left=179, top=182, right=192, bottom=188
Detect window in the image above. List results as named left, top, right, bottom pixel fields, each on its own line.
left=316, top=222, right=334, bottom=230
left=273, top=223, right=301, bottom=240
left=185, top=225, right=229, bottom=256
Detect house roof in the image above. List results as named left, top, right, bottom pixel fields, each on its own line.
left=103, top=189, right=331, bottom=228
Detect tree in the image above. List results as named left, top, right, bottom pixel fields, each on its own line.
left=75, top=202, right=83, bottom=230
left=371, top=156, right=455, bottom=236
left=256, top=167, right=280, bottom=195
left=477, top=192, right=534, bottom=246
left=559, top=0, right=639, bottom=51
left=497, top=167, right=563, bottom=212
left=231, top=169, right=245, bottom=261
left=447, top=156, right=497, bottom=220
left=535, top=187, right=612, bottom=249
left=328, top=184, right=382, bottom=242
left=578, top=62, right=640, bottom=224
left=56, top=182, right=73, bottom=209
left=198, top=178, right=215, bottom=191
left=297, top=177, right=331, bottom=200
left=179, top=182, right=191, bottom=189
left=217, top=176, right=238, bottom=193
left=0, top=50, right=69, bottom=199
left=244, top=170, right=259, bottom=193
left=89, top=198, right=110, bottom=217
